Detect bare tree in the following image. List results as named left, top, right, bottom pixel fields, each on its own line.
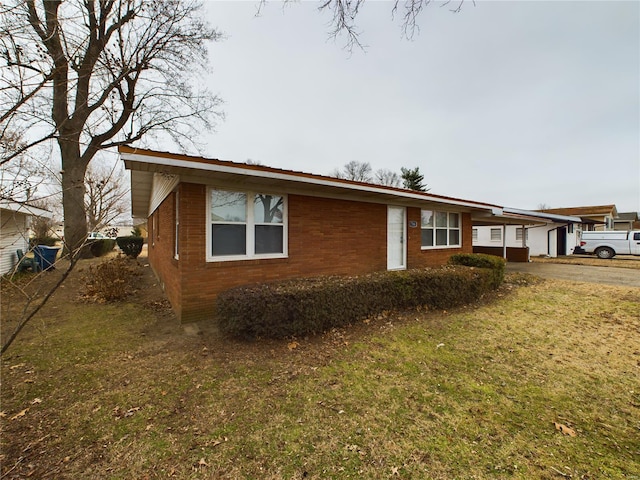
left=85, top=161, right=130, bottom=232
left=0, top=129, right=51, bottom=202
left=259, top=0, right=471, bottom=51
left=374, top=169, right=401, bottom=187
left=0, top=0, right=223, bottom=257
left=321, top=0, right=471, bottom=47
left=332, top=160, right=374, bottom=182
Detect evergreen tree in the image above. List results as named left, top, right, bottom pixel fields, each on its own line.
left=400, top=167, right=428, bottom=192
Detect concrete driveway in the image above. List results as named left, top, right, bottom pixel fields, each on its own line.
left=506, top=262, right=640, bottom=288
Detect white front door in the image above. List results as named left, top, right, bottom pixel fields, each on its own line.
left=387, top=206, right=406, bottom=270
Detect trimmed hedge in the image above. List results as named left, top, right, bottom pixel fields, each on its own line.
left=449, top=252, right=505, bottom=289
left=116, top=236, right=144, bottom=258
left=89, top=239, right=116, bottom=257
left=216, top=264, right=500, bottom=339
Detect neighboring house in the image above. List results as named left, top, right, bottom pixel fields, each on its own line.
left=121, top=147, right=536, bottom=323
left=0, top=200, right=53, bottom=275
left=473, top=208, right=582, bottom=258
left=613, top=212, right=640, bottom=231
left=538, top=205, right=618, bottom=231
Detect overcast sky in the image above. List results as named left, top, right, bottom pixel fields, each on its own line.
left=197, top=0, right=639, bottom=213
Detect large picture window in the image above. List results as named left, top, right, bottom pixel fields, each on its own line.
left=421, top=210, right=461, bottom=248
left=209, top=188, right=286, bottom=260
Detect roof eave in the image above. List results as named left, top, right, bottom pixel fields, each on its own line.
left=122, top=150, right=502, bottom=214
left=503, top=207, right=582, bottom=223
left=0, top=200, right=53, bottom=218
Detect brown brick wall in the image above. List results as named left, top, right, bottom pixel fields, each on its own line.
left=148, top=190, right=181, bottom=313
left=473, top=246, right=529, bottom=262
left=406, top=208, right=473, bottom=268
left=150, top=184, right=476, bottom=323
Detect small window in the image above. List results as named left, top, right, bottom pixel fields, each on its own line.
left=491, top=228, right=502, bottom=242
left=472, top=228, right=478, bottom=241
left=421, top=210, right=461, bottom=248
left=515, top=228, right=528, bottom=241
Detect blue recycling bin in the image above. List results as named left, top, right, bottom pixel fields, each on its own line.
left=34, top=245, right=60, bottom=271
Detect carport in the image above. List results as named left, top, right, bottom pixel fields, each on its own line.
left=471, top=208, right=582, bottom=261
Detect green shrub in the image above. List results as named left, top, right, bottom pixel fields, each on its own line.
left=116, top=236, right=144, bottom=258
left=216, top=266, right=497, bottom=339
left=89, top=239, right=116, bottom=257
left=82, top=255, right=140, bottom=302
left=449, top=253, right=505, bottom=289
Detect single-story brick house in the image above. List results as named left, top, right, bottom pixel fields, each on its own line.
left=121, top=147, right=524, bottom=323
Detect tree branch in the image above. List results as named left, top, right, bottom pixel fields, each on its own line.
left=1, top=254, right=77, bottom=355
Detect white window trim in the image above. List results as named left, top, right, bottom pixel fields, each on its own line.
left=420, top=210, right=462, bottom=250
left=206, top=187, right=288, bottom=262
left=490, top=228, right=502, bottom=242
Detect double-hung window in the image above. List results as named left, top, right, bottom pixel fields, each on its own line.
left=209, top=188, right=286, bottom=260
left=421, top=210, right=461, bottom=248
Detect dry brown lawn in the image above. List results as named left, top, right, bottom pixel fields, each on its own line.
left=1, top=258, right=639, bottom=479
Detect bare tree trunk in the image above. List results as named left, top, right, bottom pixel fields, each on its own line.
left=59, top=138, right=90, bottom=258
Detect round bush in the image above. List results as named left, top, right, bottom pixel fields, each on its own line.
left=116, top=236, right=144, bottom=258
left=89, top=239, right=116, bottom=257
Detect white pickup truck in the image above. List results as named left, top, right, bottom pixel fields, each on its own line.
left=575, top=230, right=640, bottom=259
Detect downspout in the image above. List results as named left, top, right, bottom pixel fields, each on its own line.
left=502, top=223, right=507, bottom=260
left=522, top=224, right=530, bottom=262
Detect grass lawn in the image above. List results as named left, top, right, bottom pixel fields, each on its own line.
left=1, top=261, right=639, bottom=479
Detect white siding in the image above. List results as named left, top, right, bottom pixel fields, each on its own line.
left=474, top=224, right=579, bottom=257
left=0, top=209, right=29, bottom=275
left=149, top=173, right=179, bottom=216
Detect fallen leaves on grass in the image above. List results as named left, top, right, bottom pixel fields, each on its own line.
left=554, top=422, right=577, bottom=437
left=113, top=405, right=141, bottom=420
left=10, top=408, right=28, bottom=420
